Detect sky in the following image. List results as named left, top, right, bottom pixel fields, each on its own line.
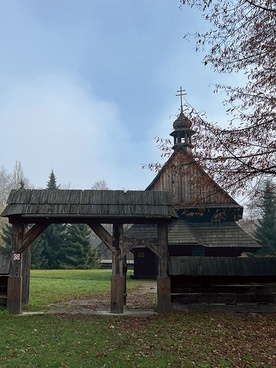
left=0, top=0, right=242, bottom=191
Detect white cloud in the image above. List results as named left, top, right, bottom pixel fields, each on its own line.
left=0, top=1, right=248, bottom=192
left=0, top=73, right=128, bottom=189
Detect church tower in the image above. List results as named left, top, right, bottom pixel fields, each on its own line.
left=170, top=87, right=195, bottom=153
left=147, top=87, right=244, bottom=214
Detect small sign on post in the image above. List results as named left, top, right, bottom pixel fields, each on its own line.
left=13, top=253, right=21, bottom=261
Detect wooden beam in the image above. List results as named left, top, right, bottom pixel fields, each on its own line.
left=87, top=223, right=115, bottom=254
left=18, top=222, right=50, bottom=253
left=111, top=276, right=124, bottom=314
left=123, top=237, right=158, bottom=249
left=22, top=247, right=31, bottom=306
left=157, top=276, right=171, bottom=313
left=7, top=223, right=24, bottom=314
left=111, top=224, right=124, bottom=314
left=10, top=223, right=24, bottom=277
left=112, top=224, right=123, bottom=276
left=7, top=277, right=22, bottom=314
left=157, top=223, right=171, bottom=313
left=88, top=222, right=126, bottom=313
left=157, top=223, right=169, bottom=277
left=122, top=237, right=160, bottom=260
left=11, top=216, right=173, bottom=225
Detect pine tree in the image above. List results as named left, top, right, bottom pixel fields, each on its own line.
left=33, top=170, right=66, bottom=268
left=254, top=180, right=276, bottom=256
left=0, top=223, right=12, bottom=255
left=30, top=236, right=48, bottom=269
left=39, top=223, right=66, bottom=268
left=59, top=224, right=99, bottom=269
left=47, top=169, right=60, bottom=189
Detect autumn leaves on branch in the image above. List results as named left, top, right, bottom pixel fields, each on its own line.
left=149, top=1, right=275, bottom=196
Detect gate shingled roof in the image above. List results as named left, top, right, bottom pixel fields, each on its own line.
left=1, top=189, right=177, bottom=223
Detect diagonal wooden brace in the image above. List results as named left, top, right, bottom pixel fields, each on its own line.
left=87, top=223, right=116, bottom=254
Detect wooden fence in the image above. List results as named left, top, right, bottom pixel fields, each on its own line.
left=169, top=257, right=276, bottom=309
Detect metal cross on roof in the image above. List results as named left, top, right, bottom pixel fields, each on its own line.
left=176, top=86, right=186, bottom=112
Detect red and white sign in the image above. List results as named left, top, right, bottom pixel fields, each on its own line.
left=13, top=253, right=21, bottom=261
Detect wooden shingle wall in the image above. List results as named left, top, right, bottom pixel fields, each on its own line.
left=147, top=150, right=242, bottom=208
left=169, top=256, right=276, bottom=277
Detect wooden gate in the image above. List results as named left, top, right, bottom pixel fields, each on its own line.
left=1, top=189, right=177, bottom=314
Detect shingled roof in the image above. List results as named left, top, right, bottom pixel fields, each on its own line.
left=173, top=221, right=261, bottom=249
left=1, top=189, right=177, bottom=223
left=127, top=220, right=261, bottom=249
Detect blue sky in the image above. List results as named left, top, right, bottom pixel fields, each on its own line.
left=0, top=0, right=242, bottom=190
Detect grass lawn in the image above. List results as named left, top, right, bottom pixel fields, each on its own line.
left=26, top=269, right=126, bottom=311
left=0, top=269, right=275, bottom=367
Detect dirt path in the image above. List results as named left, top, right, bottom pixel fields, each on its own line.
left=46, top=280, right=157, bottom=315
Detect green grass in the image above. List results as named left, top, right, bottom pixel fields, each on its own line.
left=0, top=269, right=275, bottom=368
left=27, top=269, right=140, bottom=311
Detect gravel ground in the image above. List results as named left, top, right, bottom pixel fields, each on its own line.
left=45, top=280, right=158, bottom=315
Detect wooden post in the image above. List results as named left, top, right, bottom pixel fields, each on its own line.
left=123, top=255, right=127, bottom=306
left=7, top=223, right=24, bottom=314
left=7, top=276, right=22, bottom=314
left=22, top=246, right=31, bottom=306
left=111, top=274, right=124, bottom=313
left=111, top=224, right=124, bottom=314
left=157, top=223, right=171, bottom=313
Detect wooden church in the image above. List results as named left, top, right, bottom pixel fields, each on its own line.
left=130, top=89, right=261, bottom=278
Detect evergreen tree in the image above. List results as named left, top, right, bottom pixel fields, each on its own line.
left=32, top=170, right=66, bottom=268
left=30, top=234, right=48, bottom=269
left=59, top=224, right=99, bottom=269
left=254, top=180, right=276, bottom=256
left=0, top=223, right=12, bottom=255
left=38, top=223, right=66, bottom=268
left=47, top=169, right=60, bottom=189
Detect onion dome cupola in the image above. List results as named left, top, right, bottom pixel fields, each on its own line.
left=170, top=87, right=195, bottom=153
